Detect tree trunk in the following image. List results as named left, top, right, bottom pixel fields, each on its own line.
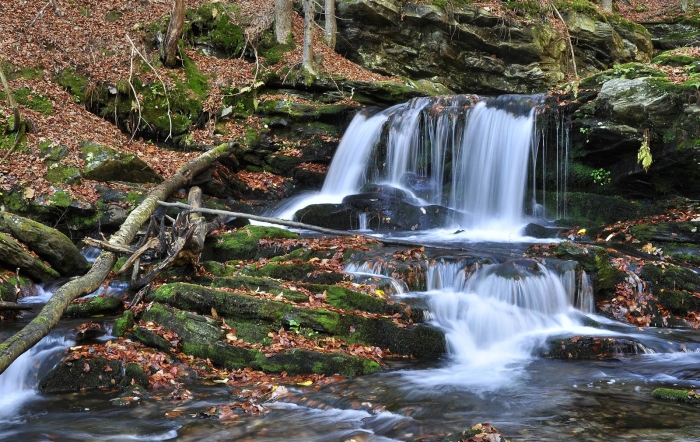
left=302, top=0, right=316, bottom=75
left=324, top=0, right=336, bottom=50
left=0, top=142, right=235, bottom=375
left=275, top=0, right=292, bottom=44
left=601, top=0, right=613, bottom=12
left=682, top=0, right=688, bottom=11
left=162, top=0, right=185, bottom=67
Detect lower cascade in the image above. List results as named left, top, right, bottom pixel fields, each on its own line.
left=347, top=257, right=606, bottom=389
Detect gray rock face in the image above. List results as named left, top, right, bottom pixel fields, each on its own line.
left=335, top=0, right=652, bottom=94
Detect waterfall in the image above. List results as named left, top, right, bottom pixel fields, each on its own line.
left=277, top=93, right=566, bottom=236
left=0, top=334, right=71, bottom=421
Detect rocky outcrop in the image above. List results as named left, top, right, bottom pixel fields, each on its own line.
left=335, top=0, right=652, bottom=94
left=569, top=59, right=700, bottom=200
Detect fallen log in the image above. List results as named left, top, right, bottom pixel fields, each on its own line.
left=0, top=142, right=235, bottom=375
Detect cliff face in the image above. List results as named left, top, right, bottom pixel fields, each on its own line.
left=335, top=0, right=652, bottom=94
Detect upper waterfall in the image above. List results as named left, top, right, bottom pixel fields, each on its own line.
left=275, top=94, right=554, bottom=238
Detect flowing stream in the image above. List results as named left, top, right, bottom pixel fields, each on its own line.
left=1, top=94, right=699, bottom=440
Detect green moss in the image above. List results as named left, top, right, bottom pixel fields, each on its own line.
left=183, top=54, right=209, bottom=99
left=186, top=3, right=244, bottom=56
left=113, top=310, right=135, bottom=337
left=45, top=164, right=80, bottom=184
left=63, top=295, right=123, bottom=317
left=202, top=225, right=298, bottom=261
left=652, top=52, right=698, bottom=67
left=652, top=388, right=700, bottom=404
left=53, top=69, right=89, bottom=103
left=0, top=87, right=53, bottom=115
left=553, top=0, right=600, bottom=16
left=257, top=32, right=296, bottom=65
left=48, top=190, right=72, bottom=208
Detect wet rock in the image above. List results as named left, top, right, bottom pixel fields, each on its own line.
left=520, top=223, right=560, bottom=239
left=640, top=263, right=700, bottom=316
left=128, top=326, right=174, bottom=353
left=293, top=203, right=359, bottom=231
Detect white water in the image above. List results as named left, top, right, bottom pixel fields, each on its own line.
left=348, top=257, right=604, bottom=391
left=0, top=334, right=72, bottom=421
left=273, top=107, right=397, bottom=220
left=272, top=94, right=558, bottom=241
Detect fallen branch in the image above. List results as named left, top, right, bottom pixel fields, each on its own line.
left=0, top=142, right=235, bottom=375
left=0, top=60, right=29, bottom=163
left=157, top=202, right=484, bottom=253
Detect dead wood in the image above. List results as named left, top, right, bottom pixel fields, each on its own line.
left=0, top=302, right=32, bottom=311
left=0, top=142, right=235, bottom=375
left=129, top=186, right=220, bottom=292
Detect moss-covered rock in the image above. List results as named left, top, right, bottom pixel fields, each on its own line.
left=80, top=141, right=162, bottom=183
left=651, top=388, right=700, bottom=404
left=201, top=225, right=299, bottom=262
left=118, top=362, right=150, bottom=390
left=640, top=263, right=700, bottom=315
left=113, top=310, right=135, bottom=337
left=128, top=325, right=175, bottom=353
left=142, top=303, right=382, bottom=376
left=150, top=283, right=445, bottom=357
left=551, top=242, right=623, bottom=295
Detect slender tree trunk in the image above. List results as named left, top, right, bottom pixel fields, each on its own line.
left=682, top=0, right=688, bottom=11
left=275, top=0, right=292, bottom=44
left=324, top=0, right=336, bottom=49
left=601, top=0, right=613, bottom=12
left=0, top=142, right=235, bottom=375
left=162, top=0, right=185, bottom=67
left=302, top=0, right=316, bottom=74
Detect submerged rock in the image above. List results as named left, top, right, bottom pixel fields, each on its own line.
left=542, top=336, right=650, bottom=360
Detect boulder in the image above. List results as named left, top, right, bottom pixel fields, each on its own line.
left=80, top=141, right=162, bottom=184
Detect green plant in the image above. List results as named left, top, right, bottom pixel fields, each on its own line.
left=638, top=129, right=652, bottom=172
left=591, top=168, right=611, bottom=186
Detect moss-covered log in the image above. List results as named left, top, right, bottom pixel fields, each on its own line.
left=0, top=212, right=89, bottom=276
left=142, top=303, right=381, bottom=376
left=0, top=142, right=235, bottom=375
left=0, top=232, right=60, bottom=282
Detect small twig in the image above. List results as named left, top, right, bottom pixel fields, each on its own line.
left=129, top=284, right=150, bottom=311
left=84, top=237, right=136, bottom=254
left=14, top=268, right=21, bottom=298
left=126, top=45, right=149, bottom=141
left=28, top=1, right=52, bottom=26
left=550, top=3, right=578, bottom=82
left=125, top=34, right=173, bottom=141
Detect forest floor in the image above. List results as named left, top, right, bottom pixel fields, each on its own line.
left=0, top=0, right=694, bottom=205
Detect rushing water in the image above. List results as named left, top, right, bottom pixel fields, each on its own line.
left=273, top=94, right=559, bottom=241
left=1, top=94, right=699, bottom=440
